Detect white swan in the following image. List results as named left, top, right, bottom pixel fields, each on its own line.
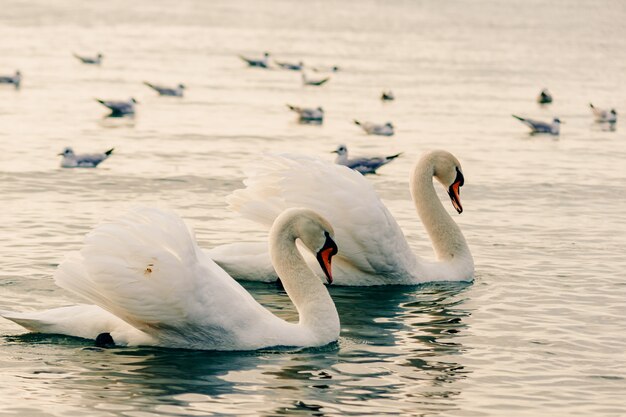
left=208, top=150, right=474, bottom=286
left=1, top=207, right=340, bottom=350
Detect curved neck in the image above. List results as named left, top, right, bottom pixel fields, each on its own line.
left=410, top=159, right=471, bottom=263
left=269, top=224, right=339, bottom=341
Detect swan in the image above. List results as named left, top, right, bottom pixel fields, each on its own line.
left=1, top=207, right=340, bottom=350
left=208, top=150, right=474, bottom=286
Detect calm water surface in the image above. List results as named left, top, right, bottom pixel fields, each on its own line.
left=1, top=1, right=625, bottom=416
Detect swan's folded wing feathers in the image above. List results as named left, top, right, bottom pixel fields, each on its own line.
left=54, top=208, right=265, bottom=346
left=228, top=155, right=416, bottom=276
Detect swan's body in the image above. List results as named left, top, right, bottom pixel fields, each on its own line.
left=58, top=147, right=114, bottom=168
left=73, top=53, right=103, bottom=65
left=287, top=104, right=324, bottom=123
left=96, top=97, right=137, bottom=116
left=144, top=82, right=185, bottom=97
left=589, top=103, right=617, bottom=123
left=354, top=120, right=394, bottom=136
left=1, top=208, right=340, bottom=350
left=208, top=151, right=473, bottom=286
left=332, top=144, right=401, bottom=175
left=512, top=114, right=561, bottom=135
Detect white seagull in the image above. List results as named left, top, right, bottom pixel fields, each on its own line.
left=354, top=120, right=394, bottom=136
left=589, top=103, right=617, bottom=123
left=73, top=53, right=103, bottom=65
left=512, top=114, right=561, bottom=135
left=144, top=82, right=185, bottom=97
left=58, top=147, right=114, bottom=168
left=95, top=97, right=138, bottom=116
left=537, top=89, right=552, bottom=104
left=332, top=144, right=402, bottom=175
left=0, top=70, right=21, bottom=88
left=381, top=91, right=395, bottom=101
left=302, top=73, right=330, bottom=86
left=1, top=207, right=339, bottom=350
left=287, top=104, right=324, bottom=123
left=275, top=60, right=304, bottom=71
left=240, top=52, right=270, bottom=68
left=207, top=150, right=473, bottom=286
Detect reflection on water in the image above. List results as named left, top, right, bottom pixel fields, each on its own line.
left=1, top=283, right=471, bottom=416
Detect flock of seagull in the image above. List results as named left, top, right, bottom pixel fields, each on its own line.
left=1, top=51, right=402, bottom=173
left=511, top=88, right=618, bottom=136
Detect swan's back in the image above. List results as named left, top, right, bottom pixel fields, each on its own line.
left=228, top=155, right=417, bottom=283
left=55, top=207, right=279, bottom=349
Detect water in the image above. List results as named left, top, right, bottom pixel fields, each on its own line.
left=1, top=0, right=625, bottom=415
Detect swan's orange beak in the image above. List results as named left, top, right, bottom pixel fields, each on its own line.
left=316, top=232, right=338, bottom=284
left=447, top=168, right=464, bottom=214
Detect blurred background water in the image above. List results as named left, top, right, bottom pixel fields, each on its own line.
left=1, top=0, right=625, bottom=416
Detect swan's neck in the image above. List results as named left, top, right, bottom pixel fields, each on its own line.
left=270, top=229, right=339, bottom=341
left=410, top=161, right=471, bottom=263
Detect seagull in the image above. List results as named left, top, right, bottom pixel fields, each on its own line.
left=353, top=120, right=394, bottom=136
left=537, top=89, right=553, bottom=104
left=275, top=60, right=304, bottom=71
left=302, top=73, right=330, bottom=86
left=512, top=115, right=561, bottom=135
left=95, top=97, right=138, bottom=116
left=381, top=91, right=395, bottom=101
left=287, top=104, right=324, bottom=123
left=312, top=65, right=340, bottom=73
left=0, top=70, right=21, bottom=88
left=240, top=52, right=270, bottom=68
left=332, top=144, right=402, bottom=175
left=73, top=53, right=103, bottom=65
left=144, top=82, right=185, bottom=97
left=589, top=103, right=617, bottom=123
left=58, top=147, right=114, bottom=168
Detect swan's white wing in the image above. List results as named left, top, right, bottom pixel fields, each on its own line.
left=54, top=207, right=274, bottom=349
left=1, top=304, right=153, bottom=346
left=227, top=155, right=416, bottom=280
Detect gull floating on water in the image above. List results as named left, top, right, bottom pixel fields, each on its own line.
left=312, top=65, right=340, bottom=73
left=58, top=147, right=114, bottom=168
left=354, top=120, right=394, bottom=136
left=96, top=97, right=138, bottom=116
left=589, top=103, right=617, bottom=123
left=381, top=91, right=395, bottom=101
left=287, top=104, right=324, bottom=123
left=302, top=72, right=330, bottom=86
left=0, top=70, right=21, bottom=88
left=275, top=60, right=304, bottom=71
left=240, top=52, right=270, bottom=68
left=144, top=82, right=185, bottom=97
left=512, top=114, right=561, bottom=135
left=537, top=89, right=553, bottom=104
left=73, top=52, right=103, bottom=65
left=332, top=144, right=402, bottom=175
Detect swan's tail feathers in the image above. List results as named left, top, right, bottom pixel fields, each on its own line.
left=104, top=148, right=114, bottom=156
left=53, top=207, right=215, bottom=335
left=1, top=311, right=51, bottom=333
left=512, top=114, right=525, bottom=122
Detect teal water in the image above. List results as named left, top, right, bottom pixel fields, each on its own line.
left=1, top=0, right=626, bottom=416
